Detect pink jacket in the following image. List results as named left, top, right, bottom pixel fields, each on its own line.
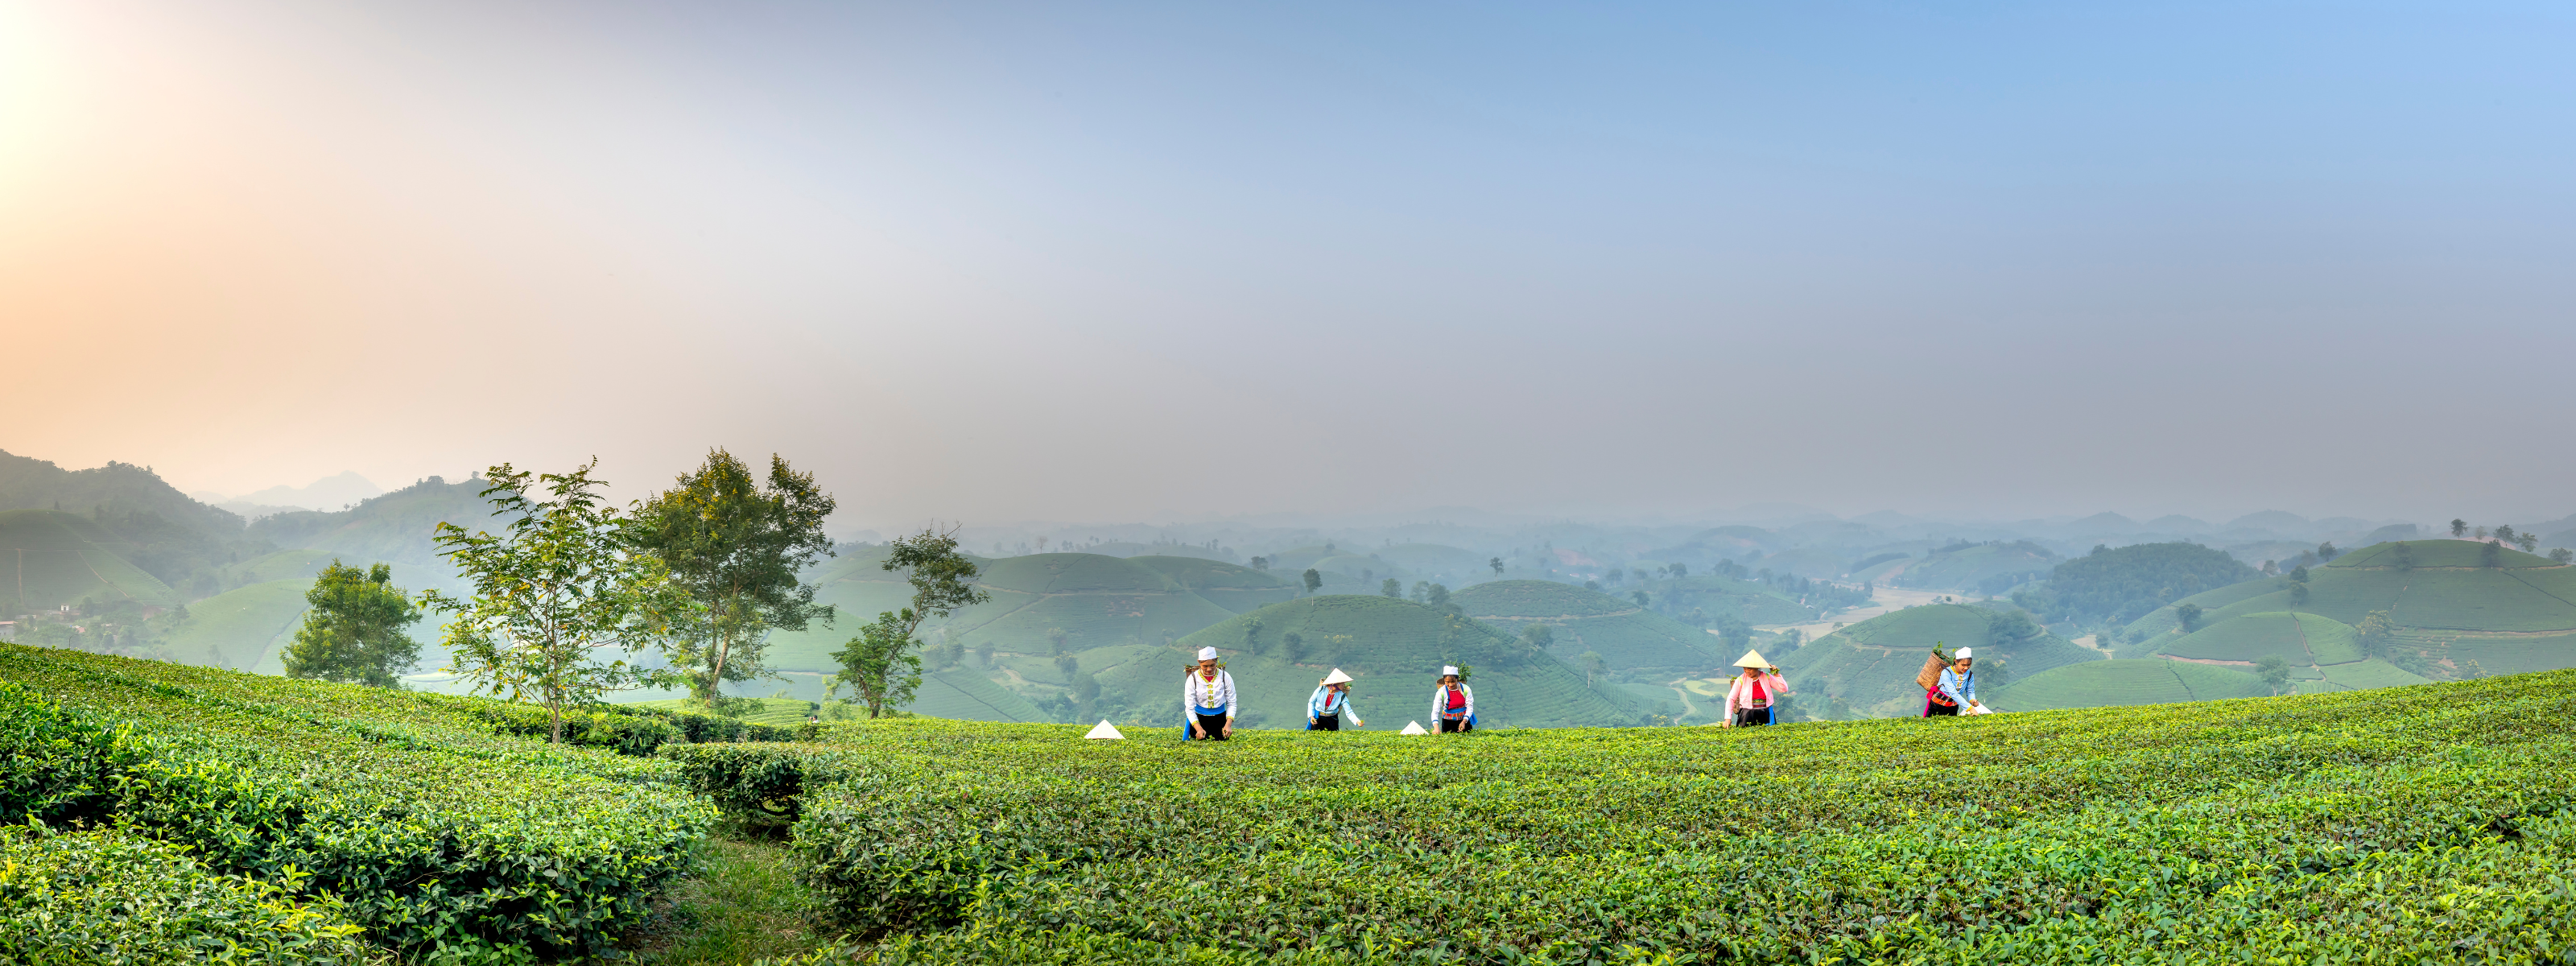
left=1724, top=671, right=1789, bottom=723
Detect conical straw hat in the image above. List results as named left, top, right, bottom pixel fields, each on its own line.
left=1400, top=720, right=1429, bottom=735
left=1735, top=649, right=1769, bottom=668
left=1321, top=668, right=1354, bottom=686
left=1083, top=720, right=1124, bottom=740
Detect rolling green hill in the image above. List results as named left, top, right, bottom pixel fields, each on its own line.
left=154, top=580, right=308, bottom=671
left=0, top=510, right=180, bottom=611
left=2161, top=610, right=2362, bottom=664
left=1450, top=580, right=1728, bottom=673
left=242, top=476, right=497, bottom=566
left=1879, top=541, right=2057, bottom=593
left=1093, top=595, right=1643, bottom=729
left=1637, top=575, right=1816, bottom=625
left=2122, top=539, right=2576, bottom=679
left=1989, top=658, right=2269, bottom=710
left=1774, top=604, right=2099, bottom=718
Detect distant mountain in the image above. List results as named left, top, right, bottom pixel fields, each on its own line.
left=242, top=476, right=496, bottom=566
left=0, top=450, right=242, bottom=539
left=197, top=471, right=383, bottom=514
left=2065, top=512, right=2141, bottom=535
left=2144, top=515, right=2212, bottom=534
left=2223, top=510, right=2311, bottom=534
left=2363, top=523, right=2421, bottom=544
left=1877, top=541, right=2057, bottom=595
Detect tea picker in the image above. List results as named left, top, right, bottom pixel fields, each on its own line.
left=1183, top=646, right=1237, bottom=740
left=1429, top=665, right=1476, bottom=733
left=1918, top=645, right=1985, bottom=717
left=1723, top=649, right=1788, bottom=727
left=1308, top=668, right=1364, bottom=730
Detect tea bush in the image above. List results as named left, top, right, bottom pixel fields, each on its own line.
left=0, top=646, right=718, bottom=959
left=782, top=671, right=2576, bottom=964
left=0, top=824, right=369, bottom=964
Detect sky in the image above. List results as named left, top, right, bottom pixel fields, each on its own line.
left=4, top=1, right=2572, bottom=529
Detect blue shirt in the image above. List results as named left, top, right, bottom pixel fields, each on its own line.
left=1308, top=686, right=1356, bottom=720
left=1937, top=667, right=1975, bottom=707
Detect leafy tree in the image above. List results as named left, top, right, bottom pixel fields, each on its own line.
left=421, top=461, right=691, bottom=744
left=632, top=449, right=836, bottom=708
left=1489, top=557, right=1505, bottom=577
left=2045, top=543, right=2256, bottom=625
left=1282, top=631, right=1304, bottom=663
left=2289, top=566, right=2309, bottom=583
left=2494, top=526, right=2517, bottom=547
left=1578, top=650, right=1606, bottom=686
left=1521, top=623, right=1554, bottom=650
left=1381, top=578, right=1402, bottom=598
left=280, top=561, right=423, bottom=687
left=1302, top=569, right=1323, bottom=596
left=2254, top=655, right=2292, bottom=696
left=1423, top=584, right=1451, bottom=609
left=2481, top=541, right=2502, bottom=568
left=1409, top=581, right=1430, bottom=603
left=1583, top=580, right=1602, bottom=592
left=2288, top=580, right=2310, bottom=607
left=1054, top=653, right=1080, bottom=679
left=2450, top=518, right=2468, bottom=538
left=830, top=527, right=992, bottom=718
left=1630, top=590, right=1649, bottom=607
left=1250, top=556, right=1269, bottom=572
left=2355, top=609, right=2395, bottom=659
left=2517, top=533, right=2540, bottom=554
left=2394, top=543, right=2414, bottom=568
left=1670, top=563, right=1688, bottom=577
left=1046, top=627, right=1070, bottom=654
left=2315, top=542, right=2339, bottom=562
left=2551, top=548, right=2574, bottom=565
left=1982, top=656, right=2011, bottom=688
left=2175, top=602, right=2204, bottom=633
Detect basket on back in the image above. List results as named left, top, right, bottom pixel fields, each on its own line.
left=1913, top=644, right=1954, bottom=692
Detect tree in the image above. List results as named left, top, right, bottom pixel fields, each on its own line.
left=1423, top=584, right=1451, bottom=609
left=2315, top=542, right=2339, bottom=562
left=1282, top=631, right=1304, bottom=663
left=2355, top=609, right=2395, bottom=659
left=2288, top=566, right=2308, bottom=583
left=421, top=461, right=691, bottom=744
left=1250, top=556, right=1269, bottom=572
left=2451, top=518, right=2468, bottom=538
left=1670, top=563, right=1688, bottom=577
left=2517, top=533, right=2540, bottom=554
left=1302, top=569, right=1323, bottom=596
left=2254, top=655, right=2292, bottom=696
left=2288, top=580, right=2310, bottom=607
left=2481, top=541, right=2502, bottom=568
left=1630, top=590, right=1649, bottom=608
left=1489, top=557, right=1505, bottom=577
left=1521, top=623, right=1554, bottom=651
left=2495, top=526, right=2518, bottom=547
left=632, top=449, right=836, bottom=708
left=830, top=527, right=993, bottom=718
left=2394, top=543, right=2415, bottom=568
left=1381, top=578, right=1402, bottom=598
left=1579, top=650, right=1606, bottom=686
left=2176, top=602, right=2204, bottom=633
left=281, top=560, right=423, bottom=687
left=2552, top=548, right=2574, bottom=565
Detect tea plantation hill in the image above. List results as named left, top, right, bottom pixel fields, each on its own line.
left=2121, top=539, right=2576, bottom=679
left=1629, top=572, right=1816, bottom=625
left=1860, top=539, right=2058, bottom=594
left=1093, top=593, right=1645, bottom=729
left=0, top=509, right=182, bottom=611
left=1987, top=658, right=2271, bottom=711
left=1773, top=603, right=2100, bottom=718
left=1449, top=579, right=1728, bottom=675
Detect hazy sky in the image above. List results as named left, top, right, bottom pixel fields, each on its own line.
left=6, top=1, right=2572, bottom=528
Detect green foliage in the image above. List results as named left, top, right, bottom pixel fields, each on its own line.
left=2254, top=654, right=2293, bottom=693
left=832, top=528, right=991, bottom=718
left=281, top=559, right=423, bottom=687
left=2175, top=601, right=2203, bottom=632
left=2046, top=543, right=2257, bottom=625
left=1380, top=577, right=1402, bottom=598
left=1302, top=568, right=1322, bottom=595
left=1777, top=604, right=2097, bottom=718
left=1452, top=580, right=1723, bottom=674
left=0, top=825, right=369, bottom=964
left=422, top=461, right=691, bottom=743
left=634, top=449, right=837, bottom=706
left=0, top=645, right=716, bottom=958
left=774, top=673, right=2576, bottom=964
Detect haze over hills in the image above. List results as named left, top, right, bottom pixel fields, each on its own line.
left=10, top=444, right=2576, bottom=724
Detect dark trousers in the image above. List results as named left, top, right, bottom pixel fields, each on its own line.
left=1439, top=716, right=1472, bottom=733
left=1307, top=714, right=1340, bottom=731
left=1184, top=712, right=1229, bottom=740
left=1732, top=706, right=1773, bottom=727
left=1922, top=693, right=1961, bottom=717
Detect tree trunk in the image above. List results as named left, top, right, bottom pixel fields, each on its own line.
left=548, top=687, right=563, bottom=745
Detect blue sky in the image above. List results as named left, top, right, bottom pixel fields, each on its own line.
left=5, top=1, right=2571, bottom=525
